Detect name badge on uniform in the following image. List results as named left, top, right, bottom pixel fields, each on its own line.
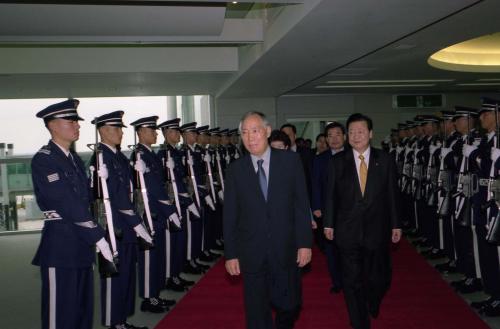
left=47, top=173, right=59, bottom=183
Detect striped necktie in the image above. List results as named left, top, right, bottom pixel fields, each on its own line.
left=359, top=154, right=367, bottom=195
left=257, top=159, right=268, bottom=201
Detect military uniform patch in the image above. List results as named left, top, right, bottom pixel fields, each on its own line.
left=47, top=173, right=59, bottom=182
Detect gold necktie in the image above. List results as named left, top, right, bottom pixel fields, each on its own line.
left=359, top=154, right=367, bottom=195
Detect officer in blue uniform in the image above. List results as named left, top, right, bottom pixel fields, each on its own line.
left=180, top=122, right=212, bottom=271
left=157, top=118, right=200, bottom=291
left=206, top=127, right=225, bottom=250
left=227, top=128, right=241, bottom=162
left=466, top=97, right=500, bottom=315
left=32, top=99, right=111, bottom=329
left=130, top=116, right=179, bottom=313
left=195, top=125, right=221, bottom=259
left=448, top=107, right=483, bottom=294
left=90, top=111, right=152, bottom=329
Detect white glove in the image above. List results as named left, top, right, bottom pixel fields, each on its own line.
left=491, top=148, right=500, bottom=162
left=134, top=224, right=153, bottom=244
left=97, top=164, right=109, bottom=180
left=188, top=203, right=200, bottom=218
left=441, top=147, right=452, bottom=158
left=168, top=212, right=182, bottom=228
left=473, top=138, right=481, bottom=147
left=462, top=144, right=477, bottom=157
left=396, top=146, right=403, bottom=154
left=218, top=189, right=224, bottom=202
left=203, top=154, right=211, bottom=163
left=187, top=156, right=194, bottom=166
left=204, top=195, right=216, bottom=211
left=429, top=144, right=439, bottom=155
left=96, top=238, right=113, bottom=263
left=134, top=158, right=147, bottom=174
left=166, top=157, right=175, bottom=170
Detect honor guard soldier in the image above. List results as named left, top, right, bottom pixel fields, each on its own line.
left=207, top=127, right=225, bottom=250
left=401, top=121, right=418, bottom=233
left=180, top=122, right=214, bottom=269
left=227, top=128, right=241, bottom=161
left=466, top=97, right=500, bottom=316
left=157, top=118, right=201, bottom=292
left=195, top=125, right=221, bottom=258
left=448, top=106, right=483, bottom=294
left=90, top=111, right=152, bottom=329
left=129, top=116, right=179, bottom=313
left=32, top=99, right=111, bottom=329
left=416, top=116, right=444, bottom=259
left=434, top=111, right=462, bottom=273
left=219, top=129, right=232, bottom=167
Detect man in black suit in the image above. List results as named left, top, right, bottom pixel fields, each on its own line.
left=324, top=113, right=401, bottom=329
left=224, top=111, right=313, bottom=329
left=281, top=123, right=314, bottom=202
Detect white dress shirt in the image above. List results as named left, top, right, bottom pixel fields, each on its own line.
left=250, top=146, right=271, bottom=185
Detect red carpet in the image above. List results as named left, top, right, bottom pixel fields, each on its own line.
left=155, top=240, right=489, bottom=329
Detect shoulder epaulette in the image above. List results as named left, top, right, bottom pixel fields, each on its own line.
left=37, top=145, right=51, bottom=155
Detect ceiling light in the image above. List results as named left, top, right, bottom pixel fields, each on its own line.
left=428, top=32, right=500, bottom=72
left=316, top=84, right=435, bottom=88
left=232, top=1, right=238, bottom=3
left=325, top=79, right=453, bottom=84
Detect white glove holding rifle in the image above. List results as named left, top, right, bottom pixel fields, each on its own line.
left=134, top=224, right=153, bottom=244
left=96, top=238, right=113, bottom=263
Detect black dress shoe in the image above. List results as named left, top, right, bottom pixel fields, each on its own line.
left=456, top=278, right=483, bottom=294
left=419, top=248, right=434, bottom=256
left=471, top=297, right=493, bottom=309
left=159, top=297, right=176, bottom=307
left=329, top=286, right=342, bottom=294
left=195, top=260, right=210, bottom=271
left=177, top=275, right=195, bottom=286
left=435, top=261, right=457, bottom=273
left=165, top=277, right=187, bottom=292
left=183, top=262, right=203, bottom=275
left=427, top=249, right=446, bottom=259
left=480, top=300, right=500, bottom=316
left=198, top=252, right=216, bottom=262
left=140, top=298, right=167, bottom=313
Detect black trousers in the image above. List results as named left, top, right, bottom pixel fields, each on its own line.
left=242, top=262, right=302, bottom=329
left=476, top=225, right=500, bottom=297
left=339, top=245, right=392, bottom=329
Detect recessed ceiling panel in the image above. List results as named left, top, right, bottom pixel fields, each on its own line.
left=0, top=3, right=226, bottom=37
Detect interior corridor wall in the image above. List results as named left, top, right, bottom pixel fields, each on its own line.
left=276, top=92, right=485, bottom=145
left=215, top=97, right=277, bottom=129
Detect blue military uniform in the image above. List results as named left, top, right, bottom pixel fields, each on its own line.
left=449, top=107, right=482, bottom=292
left=32, top=99, right=105, bottom=329
left=157, top=118, right=200, bottom=290
left=206, top=127, right=225, bottom=249
left=89, top=111, right=147, bottom=329
left=180, top=122, right=208, bottom=269
left=467, top=97, right=500, bottom=314
left=130, top=116, right=178, bottom=313
left=195, top=125, right=219, bottom=256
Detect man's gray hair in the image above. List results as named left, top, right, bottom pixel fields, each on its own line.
left=238, top=111, right=271, bottom=132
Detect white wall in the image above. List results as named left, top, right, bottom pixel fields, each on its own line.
left=215, top=97, right=277, bottom=129
left=275, top=92, right=485, bottom=145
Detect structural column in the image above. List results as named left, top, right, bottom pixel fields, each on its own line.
left=167, top=96, right=178, bottom=119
